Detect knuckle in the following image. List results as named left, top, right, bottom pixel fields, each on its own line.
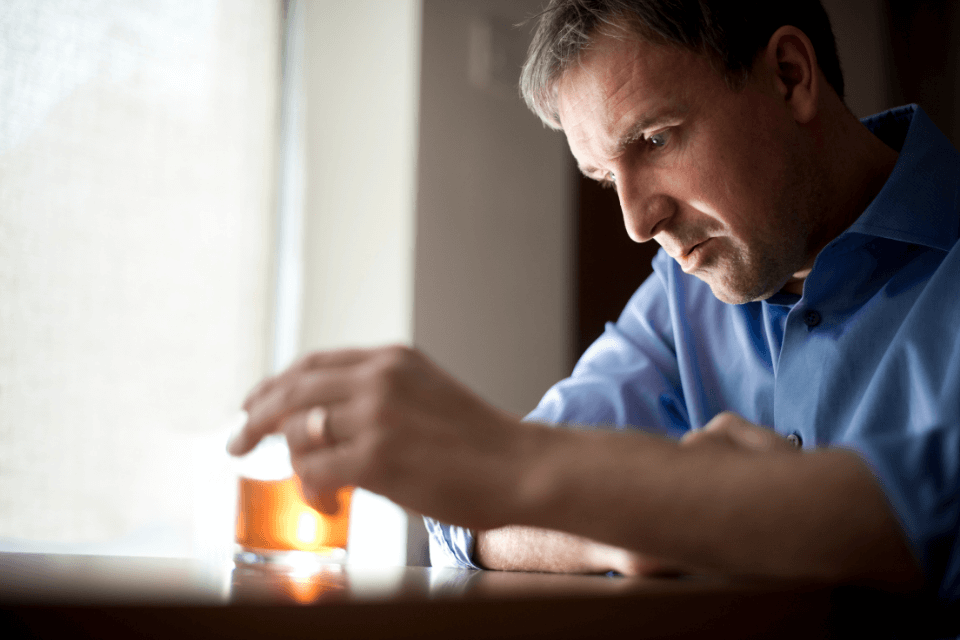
left=380, top=361, right=404, bottom=388
left=288, top=373, right=319, bottom=407
left=363, top=361, right=406, bottom=402
left=705, top=411, right=736, bottom=430
left=378, top=344, right=418, bottom=372
left=384, top=343, right=412, bottom=358
left=290, top=351, right=319, bottom=374
left=302, top=351, right=325, bottom=370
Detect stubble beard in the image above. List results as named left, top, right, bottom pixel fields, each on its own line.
left=700, top=231, right=809, bottom=304
left=699, top=156, right=820, bottom=305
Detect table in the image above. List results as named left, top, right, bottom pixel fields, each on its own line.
left=0, top=552, right=952, bottom=639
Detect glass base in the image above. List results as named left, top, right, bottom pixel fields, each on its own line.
left=234, top=545, right=347, bottom=572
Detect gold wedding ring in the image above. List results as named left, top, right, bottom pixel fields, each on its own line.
left=306, top=406, right=327, bottom=442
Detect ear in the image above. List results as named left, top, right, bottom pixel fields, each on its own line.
left=761, top=26, right=820, bottom=124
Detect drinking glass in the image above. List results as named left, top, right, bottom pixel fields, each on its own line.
left=233, top=433, right=352, bottom=568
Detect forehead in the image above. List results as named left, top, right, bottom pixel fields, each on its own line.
left=556, top=32, right=725, bottom=157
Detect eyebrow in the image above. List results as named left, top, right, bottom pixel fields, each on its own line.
left=576, top=105, right=687, bottom=178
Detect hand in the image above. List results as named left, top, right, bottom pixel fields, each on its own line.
left=228, top=345, right=531, bottom=527
left=680, top=411, right=800, bottom=454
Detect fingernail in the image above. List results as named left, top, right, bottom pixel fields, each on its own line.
left=224, top=410, right=249, bottom=454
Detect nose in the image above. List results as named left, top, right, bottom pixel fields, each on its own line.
left=616, top=174, right=674, bottom=243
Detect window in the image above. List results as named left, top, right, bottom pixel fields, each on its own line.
left=0, top=0, right=280, bottom=560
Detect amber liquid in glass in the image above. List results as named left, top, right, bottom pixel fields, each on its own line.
left=235, top=477, right=352, bottom=554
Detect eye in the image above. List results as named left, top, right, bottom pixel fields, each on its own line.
left=648, top=132, right=668, bottom=148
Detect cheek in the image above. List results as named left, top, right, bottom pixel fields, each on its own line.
left=672, top=144, right=752, bottom=228
left=705, top=94, right=789, bottom=200
left=703, top=136, right=788, bottom=233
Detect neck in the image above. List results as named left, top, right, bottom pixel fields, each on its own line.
left=779, top=105, right=899, bottom=296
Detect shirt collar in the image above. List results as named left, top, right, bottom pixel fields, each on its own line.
left=846, top=104, right=960, bottom=251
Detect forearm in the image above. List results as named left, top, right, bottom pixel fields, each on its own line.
left=475, top=525, right=671, bottom=575
left=507, top=425, right=921, bottom=587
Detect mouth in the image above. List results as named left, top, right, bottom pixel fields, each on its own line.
left=677, top=239, right=711, bottom=273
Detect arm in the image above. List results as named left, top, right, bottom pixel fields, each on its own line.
left=229, top=345, right=921, bottom=588
left=475, top=526, right=676, bottom=576
left=471, top=413, right=805, bottom=576
left=515, top=412, right=921, bottom=587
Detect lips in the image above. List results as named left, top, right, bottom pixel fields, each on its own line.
left=676, top=238, right=711, bottom=273
left=682, top=240, right=707, bottom=258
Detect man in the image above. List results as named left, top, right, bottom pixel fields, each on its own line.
left=229, top=0, right=959, bottom=606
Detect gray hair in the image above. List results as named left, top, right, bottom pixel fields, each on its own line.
left=520, top=0, right=844, bottom=130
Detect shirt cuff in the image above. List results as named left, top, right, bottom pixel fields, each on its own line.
left=423, top=516, right=481, bottom=570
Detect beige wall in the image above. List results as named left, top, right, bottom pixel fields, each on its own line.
left=415, top=0, right=574, bottom=417
left=300, top=1, right=421, bottom=352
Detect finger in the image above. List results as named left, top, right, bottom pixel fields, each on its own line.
left=241, top=373, right=280, bottom=412
left=282, top=405, right=335, bottom=454
left=241, top=348, right=370, bottom=411
left=243, top=348, right=371, bottom=409
left=304, top=483, right=342, bottom=516
left=226, top=418, right=262, bottom=456
left=680, top=417, right=742, bottom=449
left=291, top=446, right=359, bottom=514
left=290, top=348, right=371, bottom=375
left=229, top=391, right=306, bottom=457
left=679, top=427, right=728, bottom=448
left=713, top=415, right=799, bottom=453
left=682, top=412, right=778, bottom=453
left=721, top=419, right=772, bottom=452
left=289, top=476, right=342, bottom=515
left=232, top=370, right=352, bottom=456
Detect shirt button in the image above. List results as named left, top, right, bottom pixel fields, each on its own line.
left=803, top=310, right=822, bottom=328
left=786, top=433, right=803, bottom=449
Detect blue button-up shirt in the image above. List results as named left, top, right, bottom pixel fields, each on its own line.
left=427, top=105, right=960, bottom=602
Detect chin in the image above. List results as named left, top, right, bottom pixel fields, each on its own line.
left=703, top=273, right=780, bottom=305
left=696, top=249, right=797, bottom=305
left=710, top=287, right=755, bottom=305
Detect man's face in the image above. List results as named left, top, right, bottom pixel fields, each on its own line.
left=557, top=31, right=819, bottom=304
